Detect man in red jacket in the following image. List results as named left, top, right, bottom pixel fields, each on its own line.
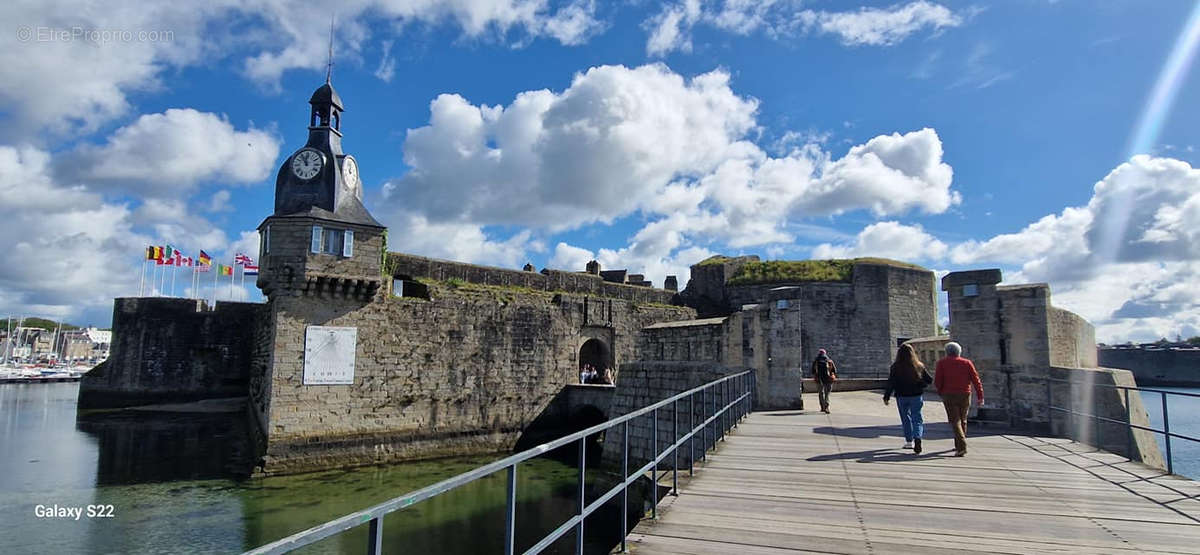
left=934, top=342, right=984, bottom=456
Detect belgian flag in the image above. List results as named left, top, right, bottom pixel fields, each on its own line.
left=146, top=246, right=163, bottom=261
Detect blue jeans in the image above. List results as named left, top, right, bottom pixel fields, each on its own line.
left=896, top=395, right=924, bottom=442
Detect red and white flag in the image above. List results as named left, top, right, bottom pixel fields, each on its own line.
left=235, top=253, right=254, bottom=266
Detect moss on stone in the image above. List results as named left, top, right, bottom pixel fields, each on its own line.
left=695, top=255, right=735, bottom=266
left=727, top=258, right=926, bottom=285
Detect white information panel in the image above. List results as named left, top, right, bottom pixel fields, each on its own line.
left=303, top=326, right=357, bottom=385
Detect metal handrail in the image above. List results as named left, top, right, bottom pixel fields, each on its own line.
left=1045, top=377, right=1195, bottom=475
left=246, top=369, right=756, bottom=555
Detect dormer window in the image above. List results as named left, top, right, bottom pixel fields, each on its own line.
left=311, top=225, right=354, bottom=257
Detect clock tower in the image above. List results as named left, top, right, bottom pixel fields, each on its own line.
left=256, top=78, right=386, bottom=302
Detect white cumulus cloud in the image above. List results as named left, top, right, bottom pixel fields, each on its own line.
left=56, top=108, right=279, bottom=195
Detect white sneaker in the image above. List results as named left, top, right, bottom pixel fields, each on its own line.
left=902, top=442, right=913, bottom=449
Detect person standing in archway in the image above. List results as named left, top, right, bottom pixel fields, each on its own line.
left=811, top=349, right=838, bottom=413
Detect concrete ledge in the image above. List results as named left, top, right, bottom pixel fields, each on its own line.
left=801, top=379, right=888, bottom=393
left=259, top=429, right=521, bottom=476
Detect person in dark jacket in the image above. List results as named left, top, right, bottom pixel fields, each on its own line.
left=884, top=344, right=934, bottom=454
left=811, top=349, right=837, bottom=413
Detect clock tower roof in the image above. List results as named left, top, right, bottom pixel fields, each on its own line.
left=309, top=82, right=343, bottom=111
left=269, top=79, right=383, bottom=230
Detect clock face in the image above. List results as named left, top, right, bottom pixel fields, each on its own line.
left=341, top=156, right=359, bottom=188
left=291, top=149, right=324, bottom=180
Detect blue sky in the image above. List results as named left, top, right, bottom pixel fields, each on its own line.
left=3, top=0, right=1200, bottom=343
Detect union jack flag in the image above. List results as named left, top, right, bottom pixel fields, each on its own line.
left=235, top=253, right=255, bottom=266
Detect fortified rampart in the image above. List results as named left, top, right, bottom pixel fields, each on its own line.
left=387, top=253, right=679, bottom=305
left=253, top=269, right=695, bottom=474
left=1098, top=347, right=1200, bottom=386
left=682, top=258, right=938, bottom=380
left=79, top=298, right=266, bottom=409
left=941, top=269, right=1162, bottom=465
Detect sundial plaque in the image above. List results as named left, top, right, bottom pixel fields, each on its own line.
left=303, top=326, right=357, bottom=385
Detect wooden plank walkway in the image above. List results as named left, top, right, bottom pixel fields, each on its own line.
left=627, top=391, right=1200, bottom=554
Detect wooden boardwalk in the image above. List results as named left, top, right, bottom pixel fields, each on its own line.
left=627, top=391, right=1200, bottom=554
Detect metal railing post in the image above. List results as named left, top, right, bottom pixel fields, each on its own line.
left=701, top=387, right=707, bottom=462
left=651, top=407, right=658, bottom=520
left=689, top=391, right=695, bottom=474
left=367, top=516, right=383, bottom=555
left=672, top=399, right=679, bottom=496
left=1124, top=388, right=1133, bottom=461
left=504, top=466, right=516, bottom=555
left=1163, top=392, right=1173, bottom=475
left=575, top=437, right=585, bottom=554
left=620, top=420, right=628, bottom=553
left=717, top=381, right=724, bottom=443
left=705, top=384, right=715, bottom=449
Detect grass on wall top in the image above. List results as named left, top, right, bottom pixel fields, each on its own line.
left=726, top=258, right=926, bottom=286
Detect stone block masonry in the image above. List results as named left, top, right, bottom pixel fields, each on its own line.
left=722, top=263, right=937, bottom=381
left=255, top=281, right=695, bottom=475
left=599, top=361, right=742, bottom=472
left=387, top=252, right=679, bottom=305
left=79, top=297, right=267, bottom=409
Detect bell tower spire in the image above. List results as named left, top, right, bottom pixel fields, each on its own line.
left=325, top=14, right=335, bottom=84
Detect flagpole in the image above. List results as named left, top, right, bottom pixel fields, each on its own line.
left=159, top=260, right=166, bottom=297
left=212, top=263, right=218, bottom=306
left=139, top=256, right=146, bottom=297
left=171, top=261, right=177, bottom=298
left=229, top=258, right=235, bottom=301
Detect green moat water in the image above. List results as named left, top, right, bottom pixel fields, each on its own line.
left=0, top=383, right=637, bottom=554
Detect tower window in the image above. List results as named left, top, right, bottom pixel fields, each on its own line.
left=962, top=284, right=979, bottom=297
left=311, top=226, right=354, bottom=257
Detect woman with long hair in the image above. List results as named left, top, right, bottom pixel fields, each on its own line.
left=884, top=344, right=934, bottom=454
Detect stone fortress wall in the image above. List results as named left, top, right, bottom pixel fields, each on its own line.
left=79, top=297, right=265, bottom=409
left=251, top=226, right=697, bottom=474
left=387, top=253, right=680, bottom=305
left=941, top=269, right=1161, bottom=465
left=1098, top=346, right=1200, bottom=387
left=684, top=257, right=939, bottom=382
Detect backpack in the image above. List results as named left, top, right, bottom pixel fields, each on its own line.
left=814, top=357, right=834, bottom=381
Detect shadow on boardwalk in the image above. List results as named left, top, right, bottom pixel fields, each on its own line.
left=628, top=390, right=1200, bottom=555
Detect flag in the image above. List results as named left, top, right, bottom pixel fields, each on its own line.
left=197, top=263, right=211, bottom=273
left=174, top=251, right=183, bottom=265
left=235, top=253, right=253, bottom=265
left=182, top=256, right=193, bottom=267
left=243, top=264, right=259, bottom=276
left=164, top=256, right=174, bottom=266
left=145, top=246, right=162, bottom=260
left=198, top=250, right=212, bottom=266
left=164, top=245, right=174, bottom=260
left=218, top=264, right=233, bottom=276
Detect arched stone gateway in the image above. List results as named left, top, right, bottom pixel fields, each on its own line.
left=579, top=338, right=611, bottom=375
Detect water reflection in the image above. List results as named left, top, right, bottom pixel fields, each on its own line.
left=78, top=406, right=255, bottom=485
left=0, top=383, right=647, bottom=554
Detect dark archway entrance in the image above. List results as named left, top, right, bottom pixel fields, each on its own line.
left=579, top=338, right=610, bottom=376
